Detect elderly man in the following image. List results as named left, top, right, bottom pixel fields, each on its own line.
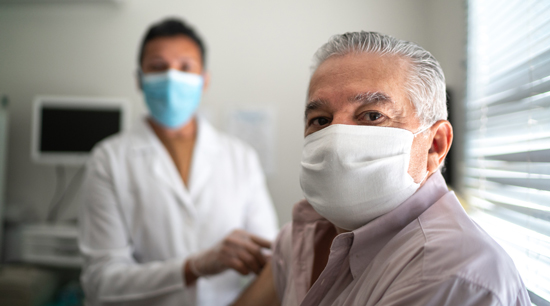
left=233, top=32, right=529, bottom=306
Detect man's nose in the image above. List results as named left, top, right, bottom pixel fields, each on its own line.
left=168, top=62, right=181, bottom=71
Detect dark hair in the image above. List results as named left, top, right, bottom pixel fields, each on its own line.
left=138, top=18, right=207, bottom=68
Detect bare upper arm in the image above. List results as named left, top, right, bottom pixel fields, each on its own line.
left=231, top=261, right=280, bottom=306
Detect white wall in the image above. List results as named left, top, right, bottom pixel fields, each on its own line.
left=428, top=0, right=467, bottom=189
left=0, top=0, right=465, bottom=226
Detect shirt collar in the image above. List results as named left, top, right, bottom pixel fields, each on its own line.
left=126, top=116, right=219, bottom=194
left=128, top=115, right=218, bottom=153
left=348, top=171, right=449, bottom=278
left=293, top=198, right=328, bottom=225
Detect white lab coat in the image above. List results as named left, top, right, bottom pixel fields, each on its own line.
left=79, top=117, right=279, bottom=306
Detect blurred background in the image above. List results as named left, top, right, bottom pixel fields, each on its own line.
left=0, top=0, right=466, bottom=228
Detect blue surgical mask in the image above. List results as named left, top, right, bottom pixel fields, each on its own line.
left=141, top=69, right=204, bottom=129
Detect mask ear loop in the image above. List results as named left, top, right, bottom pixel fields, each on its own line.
left=413, top=125, right=431, bottom=137
left=418, top=170, right=429, bottom=185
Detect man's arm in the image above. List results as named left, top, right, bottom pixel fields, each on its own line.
left=231, top=262, right=280, bottom=306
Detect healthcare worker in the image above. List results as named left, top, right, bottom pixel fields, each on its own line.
left=78, top=18, right=279, bottom=306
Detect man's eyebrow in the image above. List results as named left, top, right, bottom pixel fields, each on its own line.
left=304, top=99, right=328, bottom=119
left=351, top=91, right=394, bottom=105
left=304, top=92, right=394, bottom=119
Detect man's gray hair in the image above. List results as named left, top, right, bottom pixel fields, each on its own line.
left=312, top=31, right=447, bottom=127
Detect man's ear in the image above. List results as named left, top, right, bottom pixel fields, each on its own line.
left=202, top=71, right=211, bottom=93
left=427, top=120, right=453, bottom=173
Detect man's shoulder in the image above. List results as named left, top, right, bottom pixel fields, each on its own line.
left=206, top=129, right=266, bottom=182
left=273, top=222, right=293, bottom=258
left=271, top=221, right=293, bottom=298
left=272, top=200, right=316, bottom=270
left=88, top=125, right=143, bottom=162
left=413, top=192, right=526, bottom=302
left=418, top=192, right=515, bottom=273
left=272, top=200, right=331, bottom=278
left=203, top=119, right=258, bottom=159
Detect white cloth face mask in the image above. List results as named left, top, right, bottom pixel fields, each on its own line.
left=299, top=124, right=429, bottom=231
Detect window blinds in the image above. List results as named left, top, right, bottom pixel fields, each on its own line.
left=465, top=0, right=550, bottom=302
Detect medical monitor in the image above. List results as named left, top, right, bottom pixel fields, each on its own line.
left=31, top=96, right=130, bottom=165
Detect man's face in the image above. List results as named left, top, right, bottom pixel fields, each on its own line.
left=141, top=35, right=203, bottom=75
left=305, top=53, right=433, bottom=184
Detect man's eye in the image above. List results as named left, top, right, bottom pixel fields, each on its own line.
left=363, top=112, right=384, bottom=122
left=180, top=63, right=191, bottom=71
left=311, top=117, right=330, bottom=126
left=179, top=61, right=199, bottom=72
left=147, top=62, right=168, bottom=72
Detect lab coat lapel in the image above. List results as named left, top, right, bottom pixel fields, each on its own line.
left=137, top=119, right=197, bottom=218
left=188, top=117, right=217, bottom=201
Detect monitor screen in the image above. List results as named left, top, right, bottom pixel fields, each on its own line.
left=31, top=96, right=129, bottom=165
left=40, top=107, right=121, bottom=153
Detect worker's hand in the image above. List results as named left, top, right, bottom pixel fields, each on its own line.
left=187, top=229, right=272, bottom=277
